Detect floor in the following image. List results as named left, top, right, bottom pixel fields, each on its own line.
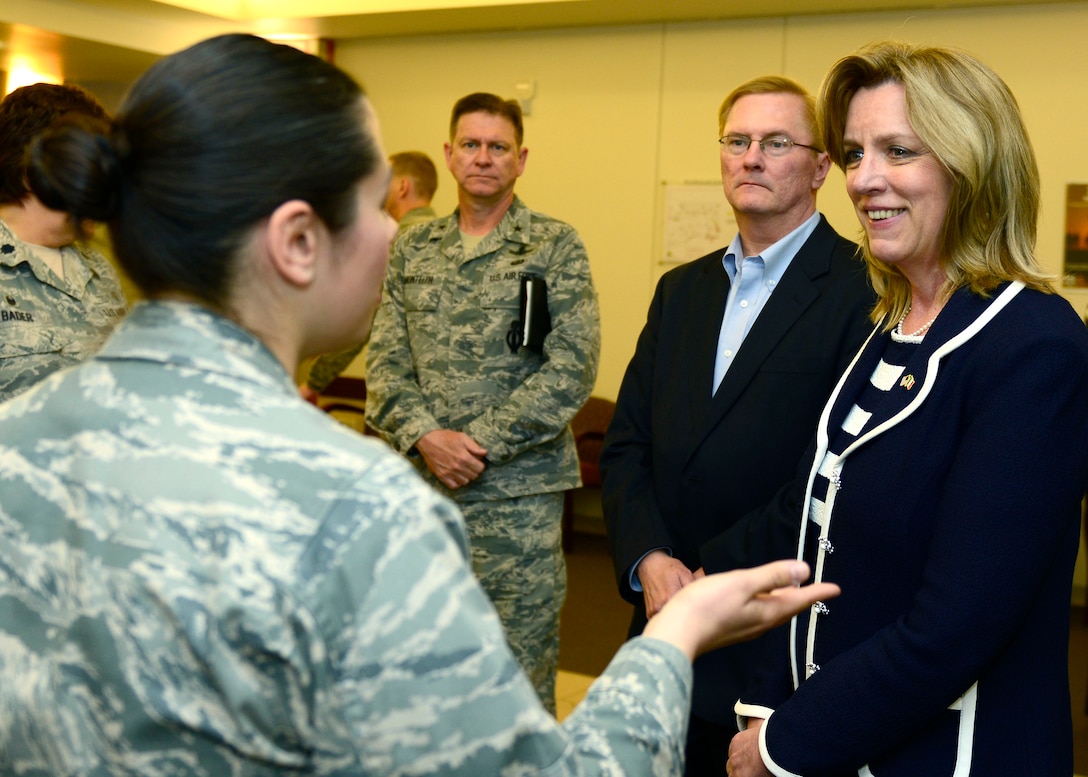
left=555, top=529, right=624, bottom=721
left=556, top=670, right=595, bottom=721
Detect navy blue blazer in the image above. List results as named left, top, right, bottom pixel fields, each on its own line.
left=601, top=215, right=874, bottom=724
left=736, top=283, right=1088, bottom=775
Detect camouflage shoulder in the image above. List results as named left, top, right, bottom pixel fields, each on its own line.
left=75, top=242, right=124, bottom=283
left=396, top=213, right=455, bottom=248
left=523, top=207, right=585, bottom=245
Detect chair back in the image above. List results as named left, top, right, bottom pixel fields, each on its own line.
left=570, top=396, right=616, bottom=485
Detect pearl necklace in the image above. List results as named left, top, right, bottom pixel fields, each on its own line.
left=895, top=305, right=938, bottom=338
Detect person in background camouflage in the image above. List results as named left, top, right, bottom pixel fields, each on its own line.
left=0, top=33, right=839, bottom=776
left=384, top=150, right=439, bottom=228
left=300, top=150, right=439, bottom=401
left=0, top=83, right=127, bottom=403
left=365, top=92, right=601, bottom=713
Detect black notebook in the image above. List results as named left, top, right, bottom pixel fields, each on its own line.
left=506, top=272, right=551, bottom=353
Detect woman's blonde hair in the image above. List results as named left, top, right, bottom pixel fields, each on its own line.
left=818, top=41, right=1051, bottom=327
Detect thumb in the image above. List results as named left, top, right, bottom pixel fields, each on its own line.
left=752, top=559, right=811, bottom=594
left=466, top=438, right=488, bottom=457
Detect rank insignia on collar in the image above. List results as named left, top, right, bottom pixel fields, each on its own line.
left=900, top=374, right=916, bottom=390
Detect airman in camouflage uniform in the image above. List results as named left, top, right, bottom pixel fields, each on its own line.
left=0, top=219, right=127, bottom=403
left=0, top=82, right=128, bottom=404
left=366, top=98, right=601, bottom=714
left=0, top=300, right=687, bottom=776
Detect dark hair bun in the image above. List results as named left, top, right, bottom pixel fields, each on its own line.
left=27, top=118, right=122, bottom=222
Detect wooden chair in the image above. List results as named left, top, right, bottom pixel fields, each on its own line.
left=562, top=396, right=616, bottom=553
left=316, top=377, right=377, bottom=436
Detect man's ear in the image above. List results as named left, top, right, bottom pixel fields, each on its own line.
left=395, top=176, right=411, bottom=200
left=811, top=151, right=832, bottom=191
left=265, top=200, right=321, bottom=288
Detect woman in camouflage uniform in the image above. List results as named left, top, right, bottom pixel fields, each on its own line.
left=0, top=33, right=834, bottom=776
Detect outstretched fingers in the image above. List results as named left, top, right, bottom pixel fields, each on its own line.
left=642, top=560, right=841, bottom=660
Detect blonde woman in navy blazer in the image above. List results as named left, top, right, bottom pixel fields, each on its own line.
left=725, top=42, right=1088, bottom=776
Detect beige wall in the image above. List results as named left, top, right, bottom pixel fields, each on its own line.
left=337, top=4, right=1088, bottom=397
left=333, top=3, right=1088, bottom=601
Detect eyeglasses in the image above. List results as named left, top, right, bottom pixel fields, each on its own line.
left=719, top=134, right=822, bottom=158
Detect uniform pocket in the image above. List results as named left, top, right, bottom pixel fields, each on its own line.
left=478, top=277, right=521, bottom=311
left=404, top=279, right=441, bottom=312
left=0, top=314, right=61, bottom=359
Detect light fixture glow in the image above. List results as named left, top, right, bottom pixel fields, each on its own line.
left=5, top=58, right=63, bottom=96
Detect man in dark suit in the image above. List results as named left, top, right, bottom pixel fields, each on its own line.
left=601, top=75, right=874, bottom=775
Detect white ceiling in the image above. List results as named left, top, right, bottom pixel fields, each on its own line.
left=0, top=0, right=1075, bottom=87
left=288, top=0, right=1076, bottom=38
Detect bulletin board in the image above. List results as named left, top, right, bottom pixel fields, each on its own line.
left=661, top=182, right=735, bottom=264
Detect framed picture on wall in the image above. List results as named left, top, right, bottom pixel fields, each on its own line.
left=1063, top=184, right=1088, bottom=287
left=660, top=183, right=735, bottom=265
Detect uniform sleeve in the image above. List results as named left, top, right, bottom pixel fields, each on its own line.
left=463, top=226, right=601, bottom=464
left=304, top=453, right=693, bottom=776
left=364, top=240, right=442, bottom=454
left=305, top=343, right=364, bottom=393
left=759, top=315, right=1088, bottom=776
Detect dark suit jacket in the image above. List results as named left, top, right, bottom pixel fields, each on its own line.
left=600, top=214, right=874, bottom=724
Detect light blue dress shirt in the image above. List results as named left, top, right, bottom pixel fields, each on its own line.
left=712, top=210, right=820, bottom=394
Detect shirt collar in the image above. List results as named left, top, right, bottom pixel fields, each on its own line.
left=1, top=218, right=103, bottom=300
left=721, top=210, right=821, bottom=284
left=0, top=219, right=38, bottom=271
left=446, top=195, right=531, bottom=261
left=97, top=300, right=297, bottom=396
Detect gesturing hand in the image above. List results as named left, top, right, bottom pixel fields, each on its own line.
left=643, top=560, right=840, bottom=661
